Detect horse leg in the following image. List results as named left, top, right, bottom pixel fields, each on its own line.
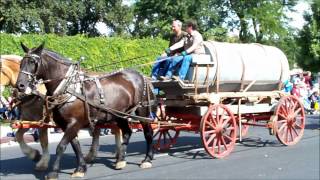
left=46, top=124, right=85, bottom=180
left=84, top=127, right=100, bottom=163
left=35, top=128, right=50, bottom=171
left=114, top=127, right=123, bottom=160
left=70, top=138, right=87, bottom=178
left=139, top=122, right=154, bottom=169
left=16, top=128, right=41, bottom=163
left=115, top=120, right=132, bottom=170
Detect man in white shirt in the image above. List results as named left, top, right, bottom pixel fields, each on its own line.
left=160, top=20, right=205, bottom=81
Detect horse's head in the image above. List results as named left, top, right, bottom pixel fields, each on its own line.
left=16, top=42, right=45, bottom=94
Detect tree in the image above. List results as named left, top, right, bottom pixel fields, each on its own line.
left=0, top=0, right=133, bottom=36
left=296, top=1, right=320, bottom=73
left=226, top=0, right=298, bottom=43
left=132, top=0, right=227, bottom=39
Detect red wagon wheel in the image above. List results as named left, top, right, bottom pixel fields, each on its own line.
left=274, top=95, right=305, bottom=146
left=200, top=104, right=237, bottom=159
left=153, top=129, right=180, bottom=151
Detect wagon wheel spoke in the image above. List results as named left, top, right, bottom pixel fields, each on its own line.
left=292, top=101, right=298, bottom=111
left=216, top=137, right=221, bottom=154
left=226, top=127, right=235, bottom=131
left=221, top=136, right=228, bottom=150
left=165, top=131, right=170, bottom=145
left=208, top=114, right=216, bottom=127
left=278, top=119, right=287, bottom=124
left=205, top=130, right=216, bottom=135
left=167, top=131, right=173, bottom=142
left=278, top=122, right=287, bottom=132
left=293, top=122, right=303, bottom=129
left=221, top=117, right=231, bottom=128
left=285, top=127, right=289, bottom=143
left=211, top=138, right=216, bottom=155
left=280, top=106, right=288, bottom=117
left=289, top=127, right=294, bottom=141
left=157, top=132, right=163, bottom=145
left=224, top=134, right=233, bottom=141
left=292, top=126, right=299, bottom=137
left=206, top=134, right=216, bottom=146
left=294, top=108, right=302, bottom=117
left=280, top=126, right=287, bottom=140
left=278, top=113, right=287, bottom=120
left=219, top=109, right=226, bottom=125
left=206, top=118, right=216, bottom=129
left=153, top=130, right=160, bottom=138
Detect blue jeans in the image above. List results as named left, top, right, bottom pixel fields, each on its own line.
left=165, top=55, right=192, bottom=80
left=151, top=56, right=170, bottom=79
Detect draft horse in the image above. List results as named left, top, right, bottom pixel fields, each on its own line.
left=1, top=55, right=122, bottom=172
left=1, top=55, right=49, bottom=171
left=16, top=43, right=156, bottom=179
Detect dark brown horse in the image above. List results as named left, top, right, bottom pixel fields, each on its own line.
left=13, top=94, right=50, bottom=171
left=16, top=43, right=155, bottom=179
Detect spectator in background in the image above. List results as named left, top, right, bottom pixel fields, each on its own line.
left=309, top=90, right=320, bottom=114
left=304, top=71, right=313, bottom=89
left=7, top=97, right=20, bottom=120
left=283, top=79, right=293, bottom=93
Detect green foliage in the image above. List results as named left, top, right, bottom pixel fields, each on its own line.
left=296, top=1, right=320, bottom=73
left=0, top=0, right=134, bottom=36
left=1, top=87, right=11, bottom=98
left=227, top=0, right=298, bottom=43
left=133, top=0, right=226, bottom=38
left=0, top=33, right=168, bottom=74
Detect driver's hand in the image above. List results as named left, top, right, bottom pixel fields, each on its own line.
left=161, top=52, right=167, bottom=57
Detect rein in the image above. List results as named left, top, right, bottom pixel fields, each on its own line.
left=87, top=55, right=149, bottom=70
left=19, top=52, right=165, bottom=124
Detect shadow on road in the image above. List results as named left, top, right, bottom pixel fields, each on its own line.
left=0, top=154, right=77, bottom=180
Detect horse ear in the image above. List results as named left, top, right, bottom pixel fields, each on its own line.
left=20, top=42, right=29, bottom=53
left=33, top=42, right=45, bottom=55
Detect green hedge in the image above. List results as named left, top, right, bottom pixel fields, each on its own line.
left=0, top=33, right=168, bottom=74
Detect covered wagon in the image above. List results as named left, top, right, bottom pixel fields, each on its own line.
left=152, top=41, right=304, bottom=158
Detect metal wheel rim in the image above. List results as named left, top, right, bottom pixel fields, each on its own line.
left=274, top=95, right=305, bottom=146
left=200, top=104, right=237, bottom=159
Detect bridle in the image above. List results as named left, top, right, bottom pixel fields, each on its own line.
left=20, top=53, right=43, bottom=83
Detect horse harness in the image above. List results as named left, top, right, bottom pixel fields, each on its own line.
left=28, top=62, right=156, bottom=130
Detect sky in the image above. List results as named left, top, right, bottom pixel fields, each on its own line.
left=286, top=1, right=311, bottom=30
left=96, top=1, right=312, bottom=36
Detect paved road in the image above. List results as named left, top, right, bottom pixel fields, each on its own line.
left=1, top=115, right=319, bottom=180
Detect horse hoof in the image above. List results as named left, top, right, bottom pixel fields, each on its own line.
left=45, top=172, right=58, bottom=180
left=84, top=155, right=96, bottom=163
left=71, top=172, right=85, bottom=178
left=45, top=177, right=58, bottom=180
left=140, top=161, right=152, bottom=169
left=115, top=161, right=127, bottom=170
left=34, top=165, right=48, bottom=171
left=31, top=150, right=42, bottom=163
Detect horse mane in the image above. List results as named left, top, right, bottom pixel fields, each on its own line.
left=42, top=49, right=73, bottom=65
left=0, top=55, right=23, bottom=62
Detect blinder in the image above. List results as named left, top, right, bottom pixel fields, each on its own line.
left=20, top=53, right=42, bottom=83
